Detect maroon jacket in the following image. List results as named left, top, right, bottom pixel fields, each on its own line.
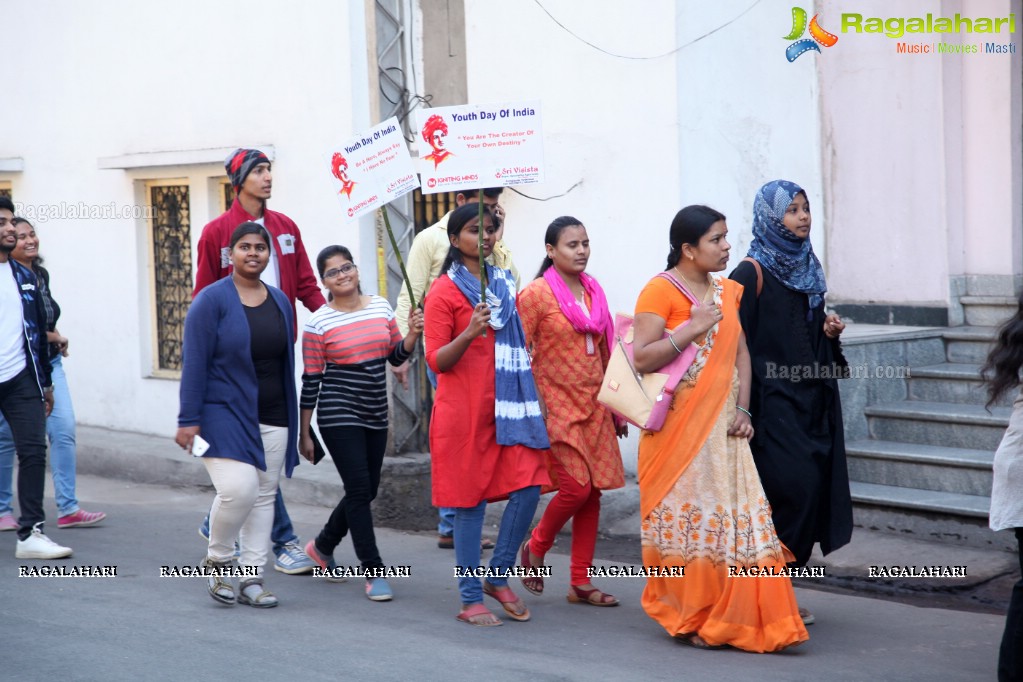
left=193, top=200, right=325, bottom=334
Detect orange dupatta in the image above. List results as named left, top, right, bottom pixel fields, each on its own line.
left=637, top=277, right=743, bottom=521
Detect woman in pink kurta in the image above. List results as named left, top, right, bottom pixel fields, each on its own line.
left=424, top=203, right=549, bottom=627
left=517, top=216, right=626, bottom=606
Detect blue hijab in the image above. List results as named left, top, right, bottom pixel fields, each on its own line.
left=746, top=179, right=827, bottom=311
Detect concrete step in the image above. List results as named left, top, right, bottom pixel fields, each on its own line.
left=942, top=326, right=996, bottom=364
left=865, top=400, right=1011, bottom=450
left=909, top=362, right=1013, bottom=407
left=850, top=481, right=1002, bottom=549
left=851, top=480, right=989, bottom=517
left=960, top=295, right=1017, bottom=327
left=846, top=439, right=993, bottom=496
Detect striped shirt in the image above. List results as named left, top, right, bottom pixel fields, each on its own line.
left=301, top=296, right=411, bottom=429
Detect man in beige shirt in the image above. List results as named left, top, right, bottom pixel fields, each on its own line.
left=392, top=186, right=519, bottom=550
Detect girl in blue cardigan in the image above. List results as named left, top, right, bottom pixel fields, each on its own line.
left=176, top=222, right=299, bottom=608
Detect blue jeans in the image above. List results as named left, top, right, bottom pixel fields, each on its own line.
left=202, top=488, right=298, bottom=554
left=0, top=355, right=79, bottom=517
left=427, top=365, right=457, bottom=536
left=454, top=486, right=540, bottom=604
left=438, top=506, right=456, bottom=536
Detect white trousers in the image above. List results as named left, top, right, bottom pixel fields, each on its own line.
left=203, top=424, right=287, bottom=575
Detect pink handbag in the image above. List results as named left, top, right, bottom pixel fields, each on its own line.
left=597, top=274, right=699, bottom=431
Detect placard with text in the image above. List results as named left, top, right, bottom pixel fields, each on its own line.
left=327, top=116, right=420, bottom=222
left=414, top=101, right=544, bottom=194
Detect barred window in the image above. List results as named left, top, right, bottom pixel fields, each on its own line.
left=220, top=179, right=235, bottom=213
left=146, top=182, right=191, bottom=374
left=412, top=188, right=456, bottom=233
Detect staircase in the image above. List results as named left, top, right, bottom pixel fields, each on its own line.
left=844, top=295, right=1018, bottom=550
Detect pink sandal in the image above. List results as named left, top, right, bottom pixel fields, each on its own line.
left=456, top=603, right=502, bottom=627
left=483, top=582, right=531, bottom=621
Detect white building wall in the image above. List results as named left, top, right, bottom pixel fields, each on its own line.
left=1, top=0, right=370, bottom=435
left=462, top=0, right=680, bottom=292
left=674, top=1, right=824, bottom=282
left=960, top=0, right=1022, bottom=277
left=819, top=0, right=1022, bottom=305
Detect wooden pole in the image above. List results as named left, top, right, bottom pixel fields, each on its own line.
left=378, top=205, right=417, bottom=309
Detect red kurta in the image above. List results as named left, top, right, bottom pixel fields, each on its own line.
left=424, top=275, right=549, bottom=507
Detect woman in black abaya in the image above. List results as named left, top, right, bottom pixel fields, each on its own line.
left=729, top=179, right=853, bottom=626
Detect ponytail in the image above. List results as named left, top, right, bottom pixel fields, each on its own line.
left=534, top=255, right=555, bottom=280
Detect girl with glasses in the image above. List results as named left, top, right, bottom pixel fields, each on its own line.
left=300, top=245, right=423, bottom=602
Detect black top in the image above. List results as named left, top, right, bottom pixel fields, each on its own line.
left=244, top=293, right=289, bottom=428
left=34, top=265, right=62, bottom=360
left=730, top=260, right=853, bottom=565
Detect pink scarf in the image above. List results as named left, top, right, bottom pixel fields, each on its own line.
left=542, top=267, right=614, bottom=354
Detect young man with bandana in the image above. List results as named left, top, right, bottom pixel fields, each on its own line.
left=0, top=197, right=71, bottom=559
left=192, top=148, right=325, bottom=575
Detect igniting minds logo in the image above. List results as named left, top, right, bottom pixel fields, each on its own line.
left=784, top=7, right=838, bottom=61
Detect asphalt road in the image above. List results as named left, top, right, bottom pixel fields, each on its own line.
left=2, top=475, right=1004, bottom=681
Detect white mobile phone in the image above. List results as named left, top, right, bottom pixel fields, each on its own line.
left=191, top=435, right=210, bottom=457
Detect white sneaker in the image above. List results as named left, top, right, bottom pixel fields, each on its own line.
left=16, top=525, right=73, bottom=559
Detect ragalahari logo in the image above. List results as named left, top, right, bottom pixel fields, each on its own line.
left=784, top=7, right=838, bottom=61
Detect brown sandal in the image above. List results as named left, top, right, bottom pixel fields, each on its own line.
left=518, top=539, right=544, bottom=595
left=674, top=633, right=725, bottom=650
left=567, top=584, right=619, bottom=607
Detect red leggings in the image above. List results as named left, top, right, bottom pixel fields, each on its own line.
left=528, top=457, right=601, bottom=586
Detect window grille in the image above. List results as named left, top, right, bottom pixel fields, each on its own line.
left=412, top=188, right=456, bottom=234
left=149, top=184, right=192, bottom=372
left=222, top=181, right=235, bottom=212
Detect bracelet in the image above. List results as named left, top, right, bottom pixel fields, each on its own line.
left=667, top=335, right=684, bottom=354
left=736, top=405, right=752, bottom=419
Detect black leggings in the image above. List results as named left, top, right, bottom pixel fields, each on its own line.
left=314, top=425, right=388, bottom=570
left=0, top=367, right=48, bottom=539
left=1000, top=527, right=1023, bottom=682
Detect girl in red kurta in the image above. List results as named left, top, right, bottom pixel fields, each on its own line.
left=424, top=203, right=550, bottom=627
left=517, top=217, right=627, bottom=606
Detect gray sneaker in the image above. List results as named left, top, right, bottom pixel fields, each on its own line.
left=274, top=541, right=316, bottom=574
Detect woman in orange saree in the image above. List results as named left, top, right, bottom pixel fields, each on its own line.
left=631, top=205, right=807, bottom=652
